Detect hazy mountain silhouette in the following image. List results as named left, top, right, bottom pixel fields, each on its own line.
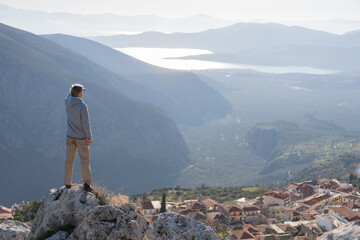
left=281, top=19, right=360, bottom=34
left=0, top=4, right=234, bottom=35
left=43, top=34, right=232, bottom=126
left=42, top=34, right=165, bottom=75
left=90, top=23, right=360, bottom=71
left=91, top=23, right=359, bottom=51
left=0, top=23, right=189, bottom=206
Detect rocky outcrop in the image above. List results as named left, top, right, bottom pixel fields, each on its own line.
left=318, top=221, right=360, bottom=240
left=154, top=212, right=220, bottom=240
left=44, top=231, right=69, bottom=240
left=26, top=186, right=220, bottom=240
left=0, top=220, right=30, bottom=240
left=28, top=185, right=102, bottom=240
left=67, top=204, right=154, bottom=240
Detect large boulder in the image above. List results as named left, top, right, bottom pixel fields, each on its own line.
left=0, top=220, right=30, bottom=240
left=28, top=186, right=222, bottom=240
left=68, top=204, right=154, bottom=240
left=154, top=212, right=220, bottom=240
left=318, top=221, right=360, bottom=240
left=28, top=185, right=102, bottom=240
left=44, top=231, right=69, bottom=240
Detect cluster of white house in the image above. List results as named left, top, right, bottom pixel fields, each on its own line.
left=138, top=178, right=360, bottom=240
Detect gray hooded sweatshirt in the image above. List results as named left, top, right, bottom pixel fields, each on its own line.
left=65, top=94, right=92, bottom=140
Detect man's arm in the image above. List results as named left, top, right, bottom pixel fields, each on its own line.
left=81, top=103, right=92, bottom=143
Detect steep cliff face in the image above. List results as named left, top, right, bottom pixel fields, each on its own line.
left=0, top=23, right=189, bottom=206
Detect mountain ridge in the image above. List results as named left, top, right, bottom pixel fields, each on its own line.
left=0, top=4, right=234, bottom=35
left=90, top=22, right=360, bottom=53
left=89, top=22, right=360, bottom=72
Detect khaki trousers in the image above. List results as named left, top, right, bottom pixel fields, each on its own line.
left=64, top=137, right=92, bottom=185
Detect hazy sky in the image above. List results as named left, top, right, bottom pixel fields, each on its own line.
left=1, top=0, right=359, bottom=21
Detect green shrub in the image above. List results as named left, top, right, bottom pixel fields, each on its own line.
left=13, top=200, right=42, bottom=222
left=13, top=216, right=24, bottom=222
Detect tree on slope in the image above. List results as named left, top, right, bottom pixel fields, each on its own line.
left=160, top=193, right=166, bottom=213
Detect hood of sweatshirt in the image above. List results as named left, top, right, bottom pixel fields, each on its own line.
left=65, top=94, right=83, bottom=106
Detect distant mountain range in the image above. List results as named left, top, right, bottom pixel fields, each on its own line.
left=91, top=23, right=360, bottom=72
left=0, top=23, right=192, bottom=206
left=281, top=19, right=360, bottom=35
left=0, top=4, right=234, bottom=35
left=42, top=34, right=232, bottom=126
left=91, top=23, right=360, bottom=51
left=2, top=4, right=360, bottom=35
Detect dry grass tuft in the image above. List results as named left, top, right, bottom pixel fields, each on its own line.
left=111, top=194, right=130, bottom=206
left=92, top=183, right=129, bottom=207
left=92, top=183, right=115, bottom=205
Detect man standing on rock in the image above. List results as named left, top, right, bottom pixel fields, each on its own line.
left=64, top=83, right=92, bottom=191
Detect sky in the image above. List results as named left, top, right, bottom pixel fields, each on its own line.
left=1, top=0, right=360, bottom=21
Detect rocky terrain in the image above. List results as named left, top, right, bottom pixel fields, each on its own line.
left=1, top=185, right=219, bottom=240
left=318, top=221, right=360, bottom=240
left=154, top=213, right=219, bottom=240
left=0, top=221, right=30, bottom=240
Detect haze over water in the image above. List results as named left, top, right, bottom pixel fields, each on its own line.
left=116, top=47, right=337, bottom=74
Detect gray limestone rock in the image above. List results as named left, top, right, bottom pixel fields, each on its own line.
left=68, top=204, right=155, bottom=240
left=0, top=220, right=30, bottom=240
left=154, top=212, right=220, bottom=240
left=44, top=231, right=70, bottom=240
left=28, top=185, right=102, bottom=240
left=318, top=221, right=360, bottom=240
left=27, top=186, right=222, bottom=240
